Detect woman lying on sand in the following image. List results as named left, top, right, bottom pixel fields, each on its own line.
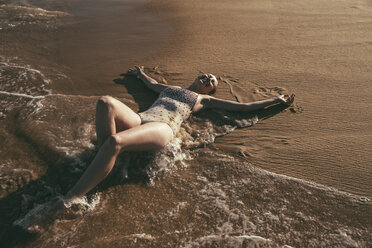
left=22, top=66, right=294, bottom=232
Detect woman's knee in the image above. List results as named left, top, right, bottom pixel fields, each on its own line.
left=97, top=96, right=117, bottom=111
left=106, top=134, right=122, bottom=153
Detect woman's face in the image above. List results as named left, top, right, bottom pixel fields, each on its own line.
left=195, top=74, right=218, bottom=94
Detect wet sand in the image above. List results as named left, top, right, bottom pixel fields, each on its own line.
left=1, top=0, right=172, bottom=96
left=2, top=0, right=370, bottom=196
left=1, top=0, right=372, bottom=247
left=145, top=0, right=372, bottom=197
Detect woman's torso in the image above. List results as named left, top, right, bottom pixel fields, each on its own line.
left=138, top=86, right=199, bottom=134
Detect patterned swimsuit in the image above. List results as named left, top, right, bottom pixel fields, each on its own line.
left=138, top=87, right=199, bottom=134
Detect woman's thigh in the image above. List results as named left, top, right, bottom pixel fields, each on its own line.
left=98, top=96, right=141, bottom=131
left=113, top=122, right=174, bottom=152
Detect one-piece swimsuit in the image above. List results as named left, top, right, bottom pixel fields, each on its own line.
left=138, top=86, right=199, bottom=134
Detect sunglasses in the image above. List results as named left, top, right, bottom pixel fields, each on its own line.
left=201, top=74, right=216, bottom=87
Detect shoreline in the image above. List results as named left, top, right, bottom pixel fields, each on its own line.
left=1, top=0, right=370, bottom=198
left=145, top=0, right=372, bottom=198
left=3, top=0, right=370, bottom=198
left=0, top=0, right=371, bottom=246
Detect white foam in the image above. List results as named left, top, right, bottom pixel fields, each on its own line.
left=124, top=233, right=155, bottom=242
left=13, top=193, right=101, bottom=229
left=0, top=60, right=52, bottom=96
left=63, top=193, right=101, bottom=213
left=0, top=4, right=69, bottom=29
left=331, top=229, right=359, bottom=247
left=183, top=234, right=272, bottom=248
left=165, top=201, right=188, bottom=218
left=194, top=180, right=258, bottom=240
left=180, top=113, right=258, bottom=149
left=145, top=138, right=192, bottom=180
left=0, top=90, right=45, bottom=99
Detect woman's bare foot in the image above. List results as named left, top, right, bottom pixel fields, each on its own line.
left=278, top=94, right=295, bottom=105
left=26, top=225, right=42, bottom=234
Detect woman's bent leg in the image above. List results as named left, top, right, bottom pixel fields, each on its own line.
left=96, top=96, right=141, bottom=147
left=66, top=122, right=173, bottom=201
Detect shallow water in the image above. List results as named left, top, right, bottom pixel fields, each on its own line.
left=0, top=0, right=371, bottom=247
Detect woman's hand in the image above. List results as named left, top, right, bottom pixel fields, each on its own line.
left=127, top=66, right=143, bottom=77
left=278, top=94, right=295, bottom=105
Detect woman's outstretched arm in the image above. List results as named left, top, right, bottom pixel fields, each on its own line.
left=194, top=94, right=295, bottom=112
left=127, top=66, right=168, bottom=93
